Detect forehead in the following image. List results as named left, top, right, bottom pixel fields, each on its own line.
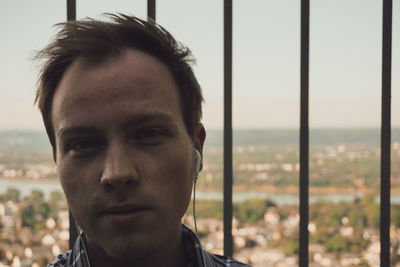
left=51, top=49, right=183, bottom=133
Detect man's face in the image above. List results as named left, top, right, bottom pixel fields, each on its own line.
left=51, top=49, right=204, bottom=261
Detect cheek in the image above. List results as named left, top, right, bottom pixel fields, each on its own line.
left=153, top=151, right=194, bottom=218
left=57, top=160, right=96, bottom=215
left=58, top=160, right=79, bottom=193
left=175, top=170, right=194, bottom=215
left=58, top=161, right=73, bottom=194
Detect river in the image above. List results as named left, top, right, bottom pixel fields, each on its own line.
left=1, top=178, right=399, bottom=205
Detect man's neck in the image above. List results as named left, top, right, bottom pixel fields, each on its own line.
left=84, top=226, right=187, bottom=267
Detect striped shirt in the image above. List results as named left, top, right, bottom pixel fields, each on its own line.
left=48, top=224, right=251, bottom=267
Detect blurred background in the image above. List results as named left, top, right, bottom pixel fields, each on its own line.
left=0, top=0, right=399, bottom=266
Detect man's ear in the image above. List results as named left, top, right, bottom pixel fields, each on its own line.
left=193, top=123, right=206, bottom=171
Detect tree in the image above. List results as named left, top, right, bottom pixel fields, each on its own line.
left=283, top=240, right=298, bottom=255
left=27, top=190, right=44, bottom=202
left=234, top=198, right=267, bottom=224
left=20, top=201, right=55, bottom=231
left=325, top=233, right=345, bottom=253
left=186, top=200, right=223, bottom=219
left=34, top=256, right=49, bottom=267
left=3, top=187, right=21, bottom=202
left=20, top=204, right=36, bottom=229
left=391, top=205, right=400, bottom=227
left=50, top=190, right=65, bottom=202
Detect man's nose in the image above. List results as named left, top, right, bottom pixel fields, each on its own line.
left=100, top=143, right=139, bottom=191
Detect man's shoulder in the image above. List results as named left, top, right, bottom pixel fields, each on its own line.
left=47, top=250, right=71, bottom=267
left=182, top=224, right=251, bottom=267
left=204, top=250, right=252, bottom=267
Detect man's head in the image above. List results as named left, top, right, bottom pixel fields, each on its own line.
left=35, top=14, right=206, bottom=264
left=35, top=14, right=203, bottom=150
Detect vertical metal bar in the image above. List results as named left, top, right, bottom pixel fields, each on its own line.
left=299, top=0, right=310, bottom=266
left=380, top=0, right=392, bottom=265
left=66, top=0, right=76, bottom=21
left=66, top=0, right=77, bottom=249
left=223, top=0, right=233, bottom=257
left=147, top=0, right=156, bottom=22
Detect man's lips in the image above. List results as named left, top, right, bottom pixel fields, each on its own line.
left=100, top=203, right=151, bottom=218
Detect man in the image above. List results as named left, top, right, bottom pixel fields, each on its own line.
left=35, top=14, right=251, bottom=267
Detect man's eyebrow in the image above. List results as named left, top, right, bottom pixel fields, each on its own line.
left=56, top=112, right=179, bottom=139
left=56, top=127, right=98, bottom=139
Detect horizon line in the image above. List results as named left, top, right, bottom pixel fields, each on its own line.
left=1, top=126, right=400, bottom=132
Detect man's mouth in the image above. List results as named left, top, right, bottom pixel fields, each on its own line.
left=101, top=203, right=151, bottom=223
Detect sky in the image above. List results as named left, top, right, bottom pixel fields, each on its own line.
left=0, top=0, right=399, bottom=131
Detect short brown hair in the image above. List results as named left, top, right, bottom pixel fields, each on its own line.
left=35, top=14, right=203, bottom=148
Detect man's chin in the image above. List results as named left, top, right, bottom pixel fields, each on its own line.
left=92, top=232, right=157, bottom=263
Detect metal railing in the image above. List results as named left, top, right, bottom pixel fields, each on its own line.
left=65, top=0, right=394, bottom=265
left=223, top=0, right=233, bottom=257
left=380, top=0, right=393, bottom=265
left=299, top=0, right=310, bottom=265
left=66, top=0, right=78, bottom=250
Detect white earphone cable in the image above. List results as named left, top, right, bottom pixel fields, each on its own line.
left=193, top=179, right=198, bottom=234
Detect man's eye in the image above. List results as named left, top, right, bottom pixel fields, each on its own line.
left=67, top=139, right=101, bottom=153
left=135, top=129, right=166, bottom=142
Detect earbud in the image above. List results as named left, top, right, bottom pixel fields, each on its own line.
left=194, top=149, right=201, bottom=180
